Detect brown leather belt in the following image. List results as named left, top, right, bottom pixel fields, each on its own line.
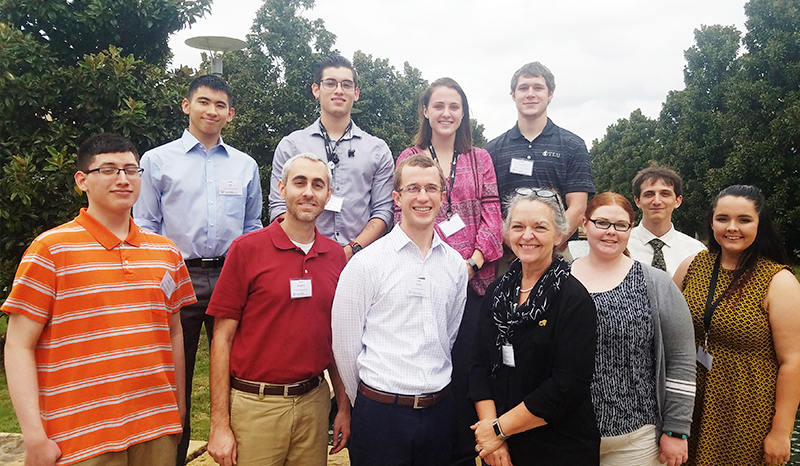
left=358, top=382, right=450, bottom=409
left=185, top=256, right=225, bottom=268
left=230, top=375, right=323, bottom=397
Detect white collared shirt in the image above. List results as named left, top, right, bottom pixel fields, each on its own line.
left=332, top=226, right=468, bottom=404
left=628, top=223, right=705, bottom=276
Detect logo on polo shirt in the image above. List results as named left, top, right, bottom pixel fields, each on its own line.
left=541, top=150, right=561, bottom=158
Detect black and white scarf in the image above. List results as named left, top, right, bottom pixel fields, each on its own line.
left=491, top=256, right=570, bottom=374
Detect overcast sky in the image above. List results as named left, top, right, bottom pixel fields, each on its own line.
left=168, top=0, right=748, bottom=149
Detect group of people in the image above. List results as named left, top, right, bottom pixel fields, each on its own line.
left=2, top=52, right=799, bottom=466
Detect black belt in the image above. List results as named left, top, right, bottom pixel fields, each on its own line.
left=230, top=375, right=323, bottom=397
left=185, top=256, right=225, bottom=268
left=358, top=382, right=450, bottom=409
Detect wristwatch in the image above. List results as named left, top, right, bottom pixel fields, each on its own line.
left=664, top=431, right=688, bottom=440
left=348, top=241, right=363, bottom=255
left=492, top=419, right=508, bottom=441
left=467, top=257, right=480, bottom=274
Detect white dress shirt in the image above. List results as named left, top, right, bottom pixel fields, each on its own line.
left=331, top=226, right=468, bottom=404
left=628, top=223, right=705, bottom=276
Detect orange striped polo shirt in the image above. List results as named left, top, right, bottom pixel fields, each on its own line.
left=2, top=209, right=197, bottom=465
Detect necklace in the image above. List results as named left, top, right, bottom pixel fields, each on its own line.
left=520, top=284, right=534, bottom=293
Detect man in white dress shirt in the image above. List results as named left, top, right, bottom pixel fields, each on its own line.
left=628, top=164, right=704, bottom=276
left=331, top=154, right=468, bottom=465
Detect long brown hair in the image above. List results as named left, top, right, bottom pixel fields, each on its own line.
left=413, top=77, right=473, bottom=154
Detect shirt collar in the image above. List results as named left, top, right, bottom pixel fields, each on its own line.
left=311, top=117, right=363, bottom=141
left=636, top=223, right=677, bottom=248
left=387, top=224, right=445, bottom=254
left=511, top=117, right=555, bottom=140
left=75, top=208, right=143, bottom=250
left=268, top=217, right=332, bottom=254
left=180, top=129, right=231, bottom=157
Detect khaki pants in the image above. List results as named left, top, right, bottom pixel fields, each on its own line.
left=600, top=424, right=665, bottom=466
left=74, top=434, right=177, bottom=466
left=230, top=381, right=330, bottom=466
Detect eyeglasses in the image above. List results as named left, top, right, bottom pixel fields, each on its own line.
left=588, top=218, right=632, bottom=232
left=320, top=79, right=356, bottom=92
left=515, top=187, right=557, bottom=199
left=397, top=184, right=443, bottom=195
left=85, top=166, right=144, bottom=177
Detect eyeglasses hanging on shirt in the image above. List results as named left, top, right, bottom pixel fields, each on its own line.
left=318, top=120, right=354, bottom=213
left=319, top=120, right=354, bottom=171
left=429, top=145, right=466, bottom=237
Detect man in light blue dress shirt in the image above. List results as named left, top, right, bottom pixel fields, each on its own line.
left=269, top=55, right=394, bottom=260
left=133, top=74, right=262, bottom=465
left=332, top=154, right=468, bottom=465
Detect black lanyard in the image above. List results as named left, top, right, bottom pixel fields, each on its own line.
left=702, top=254, right=732, bottom=337
left=319, top=120, right=352, bottom=168
left=428, top=145, right=458, bottom=217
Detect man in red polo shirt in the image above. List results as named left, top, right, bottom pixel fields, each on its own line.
left=206, top=153, right=350, bottom=466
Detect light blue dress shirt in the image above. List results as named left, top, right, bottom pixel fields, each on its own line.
left=269, top=119, right=394, bottom=245
left=134, top=130, right=263, bottom=260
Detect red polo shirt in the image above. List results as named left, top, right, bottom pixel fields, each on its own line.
left=207, top=219, right=346, bottom=383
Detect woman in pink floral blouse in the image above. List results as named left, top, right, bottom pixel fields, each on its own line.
left=395, top=77, right=504, bottom=466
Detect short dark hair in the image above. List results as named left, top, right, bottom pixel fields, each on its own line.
left=632, top=163, right=683, bottom=198
left=187, top=74, right=233, bottom=106
left=393, top=153, right=446, bottom=192
left=77, top=133, right=139, bottom=172
left=413, top=77, right=473, bottom=154
left=707, top=185, right=788, bottom=280
left=313, top=54, right=358, bottom=87
left=510, top=62, right=555, bottom=94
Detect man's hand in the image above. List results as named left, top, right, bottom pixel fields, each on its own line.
left=329, top=405, right=351, bottom=454
left=207, top=426, right=238, bottom=466
left=23, top=436, right=61, bottom=466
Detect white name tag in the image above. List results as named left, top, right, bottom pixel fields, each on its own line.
left=160, top=271, right=176, bottom=299
left=509, top=158, right=533, bottom=176
left=219, top=180, right=243, bottom=196
left=325, top=195, right=344, bottom=212
left=439, top=214, right=466, bottom=237
left=290, top=278, right=313, bottom=299
left=502, top=344, right=516, bottom=367
left=408, top=276, right=431, bottom=297
left=696, top=346, right=713, bottom=370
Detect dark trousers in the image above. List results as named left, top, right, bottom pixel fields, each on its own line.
left=176, top=267, right=219, bottom=466
left=450, top=288, right=483, bottom=466
left=348, top=390, right=457, bottom=466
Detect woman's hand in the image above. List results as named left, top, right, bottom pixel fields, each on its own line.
left=472, top=419, right=505, bottom=458
left=658, top=434, right=688, bottom=466
left=482, top=441, right=514, bottom=466
left=763, top=428, right=791, bottom=464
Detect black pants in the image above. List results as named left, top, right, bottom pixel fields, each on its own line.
left=176, top=266, right=219, bottom=466
left=450, top=288, right=483, bottom=466
left=349, top=390, right=457, bottom=466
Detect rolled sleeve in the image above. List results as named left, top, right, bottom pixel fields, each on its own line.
left=368, top=144, right=395, bottom=229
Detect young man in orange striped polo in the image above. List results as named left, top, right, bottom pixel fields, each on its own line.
left=2, top=133, right=197, bottom=466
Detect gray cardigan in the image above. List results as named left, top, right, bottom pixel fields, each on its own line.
left=641, top=262, right=696, bottom=436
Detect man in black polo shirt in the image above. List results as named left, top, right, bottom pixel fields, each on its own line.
left=486, top=62, right=594, bottom=261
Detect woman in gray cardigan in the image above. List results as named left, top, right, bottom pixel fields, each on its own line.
left=571, top=192, right=696, bottom=466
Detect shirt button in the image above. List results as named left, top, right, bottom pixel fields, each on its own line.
left=305, top=270, right=308, bottom=273
left=123, top=260, right=129, bottom=266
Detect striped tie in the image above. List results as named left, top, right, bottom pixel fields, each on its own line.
left=649, top=238, right=667, bottom=271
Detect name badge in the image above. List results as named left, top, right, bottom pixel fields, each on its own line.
left=290, top=278, right=313, bottom=299
left=408, top=276, right=431, bottom=297
left=325, top=195, right=344, bottom=213
left=439, top=214, right=466, bottom=237
left=696, top=346, right=713, bottom=370
left=219, top=180, right=243, bottom=196
left=502, top=344, right=516, bottom=367
left=160, top=271, right=176, bottom=299
left=509, top=158, right=533, bottom=176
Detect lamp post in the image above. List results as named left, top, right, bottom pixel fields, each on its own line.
left=184, top=36, right=246, bottom=76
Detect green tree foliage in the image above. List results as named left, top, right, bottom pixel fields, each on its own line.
left=0, top=3, right=204, bottom=299
left=591, top=0, right=800, bottom=255
left=0, top=0, right=213, bottom=66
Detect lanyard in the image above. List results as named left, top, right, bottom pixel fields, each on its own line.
left=428, top=145, right=458, bottom=217
left=702, top=254, right=732, bottom=340
left=319, top=120, right=352, bottom=169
